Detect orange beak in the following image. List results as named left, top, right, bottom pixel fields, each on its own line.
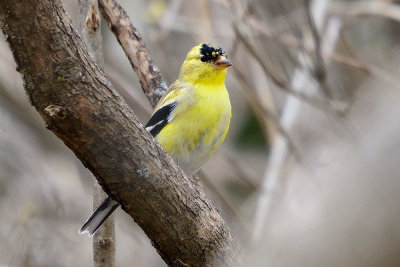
left=214, top=56, right=232, bottom=69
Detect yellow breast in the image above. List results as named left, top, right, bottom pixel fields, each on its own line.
left=155, top=82, right=231, bottom=175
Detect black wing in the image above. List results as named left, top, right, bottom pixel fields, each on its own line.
left=145, top=102, right=176, bottom=137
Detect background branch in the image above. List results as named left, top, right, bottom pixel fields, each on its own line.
left=251, top=0, right=342, bottom=242
left=98, top=0, right=168, bottom=108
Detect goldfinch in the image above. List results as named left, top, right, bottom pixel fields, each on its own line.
left=80, top=43, right=232, bottom=236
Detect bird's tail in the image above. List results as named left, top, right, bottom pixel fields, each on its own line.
left=79, top=196, right=119, bottom=236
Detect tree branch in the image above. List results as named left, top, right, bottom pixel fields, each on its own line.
left=0, top=0, right=240, bottom=266
left=98, top=0, right=168, bottom=108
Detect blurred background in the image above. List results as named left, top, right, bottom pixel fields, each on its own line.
left=1, top=0, right=400, bottom=266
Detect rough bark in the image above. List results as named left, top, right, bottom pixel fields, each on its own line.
left=0, top=0, right=241, bottom=266
left=78, top=0, right=116, bottom=266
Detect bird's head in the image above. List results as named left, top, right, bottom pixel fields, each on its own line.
left=179, top=43, right=232, bottom=85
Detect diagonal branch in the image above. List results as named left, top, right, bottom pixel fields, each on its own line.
left=0, top=0, right=240, bottom=266
left=98, top=0, right=168, bottom=108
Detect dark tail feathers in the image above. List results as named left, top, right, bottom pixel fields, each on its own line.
left=79, top=197, right=119, bottom=236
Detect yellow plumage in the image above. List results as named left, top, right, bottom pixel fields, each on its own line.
left=147, top=43, right=232, bottom=175
left=80, top=43, right=232, bottom=236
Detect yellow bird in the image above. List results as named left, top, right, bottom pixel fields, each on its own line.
left=80, top=43, right=232, bottom=236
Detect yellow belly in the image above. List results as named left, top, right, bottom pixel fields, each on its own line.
left=156, top=85, right=231, bottom=175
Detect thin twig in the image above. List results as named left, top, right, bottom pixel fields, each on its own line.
left=231, top=65, right=290, bottom=145
left=234, top=24, right=347, bottom=113
left=242, top=12, right=390, bottom=85
left=233, top=24, right=288, bottom=89
left=198, top=170, right=250, bottom=233
left=251, top=0, right=343, bottom=243
left=304, top=0, right=332, bottom=99
left=218, top=152, right=258, bottom=191
left=328, top=0, right=400, bottom=23
left=330, top=53, right=399, bottom=89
